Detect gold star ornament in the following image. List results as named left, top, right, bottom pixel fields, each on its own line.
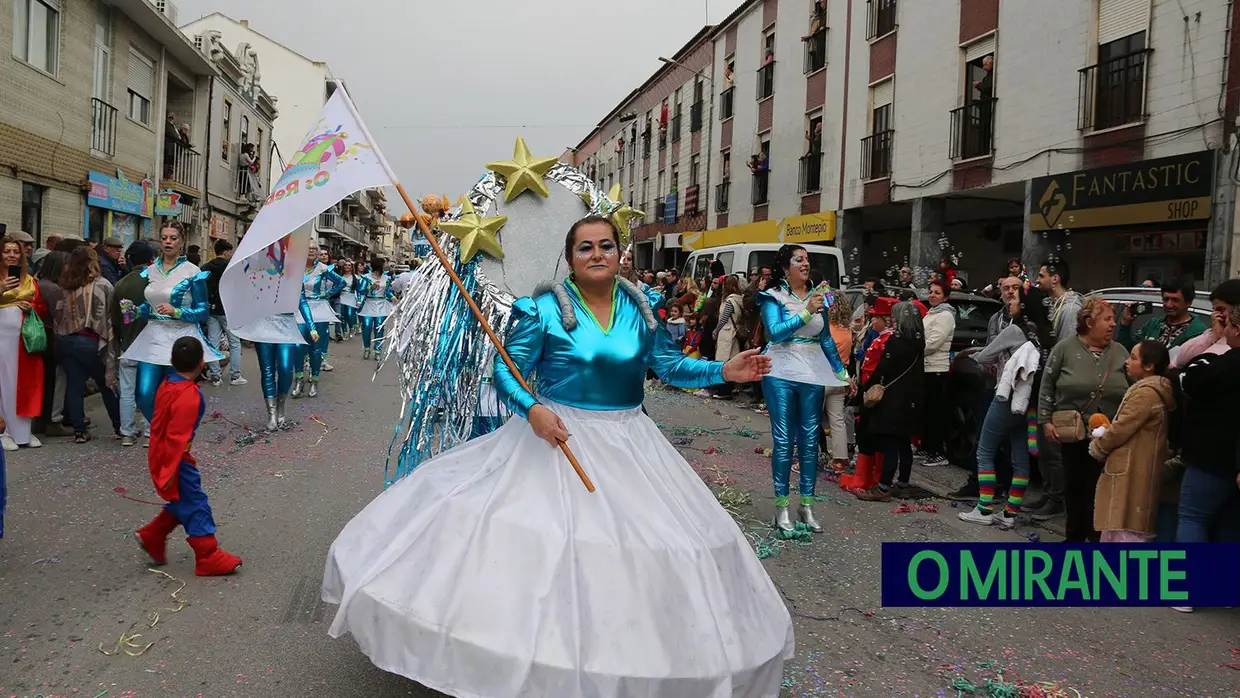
left=439, top=200, right=507, bottom=263
left=487, top=137, right=559, bottom=202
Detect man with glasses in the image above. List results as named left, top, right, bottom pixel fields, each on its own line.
left=1118, top=279, right=1207, bottom=351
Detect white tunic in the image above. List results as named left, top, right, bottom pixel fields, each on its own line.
left=121, top=259, right=224, bottom=365
left=358, top=273, right=393, bottom=318
left=763, top=286, right=846, bottom=388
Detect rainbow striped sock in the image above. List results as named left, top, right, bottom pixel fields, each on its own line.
left=1005, top=476, right=1030, bottom=515
left=977, top=471, right=996, bottom=514
left=1026, top=408, right=1040, bottom=457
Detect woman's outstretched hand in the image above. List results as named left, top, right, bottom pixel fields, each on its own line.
left=722, top=348, right=772, bottom=383
left=529, top=404, right=570, bottom=448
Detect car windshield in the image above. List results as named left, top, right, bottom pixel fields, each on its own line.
left=949, top=297, right=999, bottom=335
left=746, top=250, right=841, bottom=287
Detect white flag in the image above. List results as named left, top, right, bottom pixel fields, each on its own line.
left=222, top=86, right=392, bottom=330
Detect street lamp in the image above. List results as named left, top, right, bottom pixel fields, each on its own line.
left=657, top=57, right=713, bottom=228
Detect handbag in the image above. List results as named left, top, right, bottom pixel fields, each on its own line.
left=20, top=308, right=46, bottom=353
left=863, top=359, right=914, bottom=408
left=1050, top=352, right=1113, bottom=443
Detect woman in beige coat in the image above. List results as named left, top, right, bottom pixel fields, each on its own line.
left=1088, top=340, right=1175, bottom=542
left=711, top=275, right=745, bottom=398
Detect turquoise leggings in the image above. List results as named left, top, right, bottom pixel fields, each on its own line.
left=297, top=322, right=330, bottom=378
left=255, top=343, right=299, bottom=398
left=762, top=376, right=825, bottom=505
left=136, top=362, right=174, bottom=422
left=361, top=316, right=387, bottom=353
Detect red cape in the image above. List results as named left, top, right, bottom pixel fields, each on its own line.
left=16, top=284, right=46, bottom=418
left=147, top=379, right=202, bottom=502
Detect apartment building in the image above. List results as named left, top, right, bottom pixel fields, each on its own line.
left=180, top=13, right=381, bottom=260
left=573, top=27, right=716, bottom=270
left=572, top=0, right=1240, bottom=288
left=1, top=0, right=216, bottom=247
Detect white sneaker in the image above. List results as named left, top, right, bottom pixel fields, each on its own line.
left=991, top=509, right=1016, bottom=530
left=230, top=376, right=249, bottom=386
left=958, top=507, right=993, bottom=525
left=321, top=361, right=334, bottom=372
left=1171, top=606, right=1193, bottom=613
left=25, top=435, right=41, bottom=448
left=210, top=377, right=223, bottom=387
left=923, top=454, right=949, bottom=467
left=143, top=437, right=150, bottom=449
left=1, top=434, right=17, bottom=451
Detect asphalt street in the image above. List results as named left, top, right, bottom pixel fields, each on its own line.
left=1, top=342, right=1238, bottom=698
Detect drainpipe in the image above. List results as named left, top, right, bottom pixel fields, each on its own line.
left=837, top=0, right=853, bottom=214
left=202, top=76, right=215, bottom=242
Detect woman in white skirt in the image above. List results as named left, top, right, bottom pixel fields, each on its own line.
left=335, top=260, right=361, bottom=340
left=293, top=241, right=343, bottom=398
left=0, top=235, right=47, bottom=451
left=357, top=257, right=394, bottom=361
left=121, top=222, right=222, bottom=421
left=323, top=216, right=794, bottom=698
left=231, top=278, right=317, bottom=430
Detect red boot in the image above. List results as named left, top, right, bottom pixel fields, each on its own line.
left=186, top=535, right=242, bottom=576
left=135, top=510, right=180, bottom=565
left=865, top=453, right=885, bottom=490
left=840, top=453, right=874, bottom=490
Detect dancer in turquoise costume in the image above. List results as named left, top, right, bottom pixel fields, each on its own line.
left=323, top=217, right=793, bottom=697
left=121, top=222, right=223, bottom=421
left=293, top=242, right=343, bottom=398
left=757, top=243, right=849, bottom=533
left=357, top=257, right=395, bottom=361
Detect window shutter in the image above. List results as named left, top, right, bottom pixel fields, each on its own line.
left=964, top=35, right=995, bottom=62
left=127, top=48, right=154, bottom=98
left=871, top=79, right=894, bottom=108
left=1098, top=0, right=1150, bottom=45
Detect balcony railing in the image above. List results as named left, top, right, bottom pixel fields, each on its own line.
left=751, top=170, right=770, bottom=206
left=720, top=87, right=735, bottom=120
left=950, top=98, right=997, bottom=160
left=866, top=0, right=897, bottom=39
left=756, top=62, right=775, bottom=100
left=165, top=140, right=201, bottom=191
left=799, top=153, right=823, bottom=193
left=658, top=129, right=667, bottom=150
left=690, top=101, right=703, bottom=132
left=861, top=129, right=894, bottom=180
left=642, top=132, right=651, bottom=158
left=91, top=98, right=118, bottom=155
left=235, top=159, right=262, bottom=202
left=805, top=30, right=827, bottom=74
left=1079, top=49, right=1151, bottom=131
left=671, top=113, right=682, bottom=142
left=715, top=180, right=730, bottom=212
left=318, top=211, right=341, bottom=232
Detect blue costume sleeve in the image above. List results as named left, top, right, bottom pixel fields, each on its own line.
left=493, top=297, right=544, bottom=419
left=646, top=324, right=725, bottom=388
left=642, top=283, right=666, bottom=315
left=757, top=291, right=812, bottom=344
left=298, top=293, right=315, bottom=326
left=385, top=282, right=396, bottom=302
left=322, top=269, right=345, bottom=297
left=357, top=276, right=371, bottom=297
left=167, top=271, right=210, bottom=322
left=820, top=325, right=850, bottom=381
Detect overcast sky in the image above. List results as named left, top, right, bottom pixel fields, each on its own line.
left=179, top=0, right=731, bottom=208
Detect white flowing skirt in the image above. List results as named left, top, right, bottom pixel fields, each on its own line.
left=121, top=319, right=224, bottom=365
left=232, top=314, right=307, bottom=345
left=307, top=299, right=340, bottom=324
left=765, top=342, right=846, bottom=388
left=322, top=401, right=794, bottom=698
left=358, top=298, right=393, bottom=318
left=339, top=291, right=359, bottom=309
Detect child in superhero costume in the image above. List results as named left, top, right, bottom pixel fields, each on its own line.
left=135, top=337, right=242, bottom=576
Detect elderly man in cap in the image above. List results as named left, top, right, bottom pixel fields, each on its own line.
left=12, top=230, right=35, bottom=274
left=99, top=236, right=125, bottom=285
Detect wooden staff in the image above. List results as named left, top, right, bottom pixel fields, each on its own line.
left=336, top=82, right=593, bottom=492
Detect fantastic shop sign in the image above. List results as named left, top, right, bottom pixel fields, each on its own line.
left=87, top=170, right=154, bottom=218
left=1029, top=150, right=1215, bottom=231
left=881, top=542, right=1240, bottom=607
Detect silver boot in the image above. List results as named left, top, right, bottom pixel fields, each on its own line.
left=774, top=506, right=794, bottom=532
left=276, top=395, right=288, bottom=428
left=307, top=379, right=319, bottom=398
left=798, top=505, right=824, bottom=533
left=264, top=397, right=278, bottom=432
left=291, top=376, right=304, bottom=399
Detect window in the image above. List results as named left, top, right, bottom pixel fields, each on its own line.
left=21, top=183, right=44, bottom=245
left=12, top=0, right=60, bottom=74
left=670, top=164, right=679, bottom=193
left=690, top=154, right=700, bottom=187
left=800, top=114, right=823, bottom=193
left=952, top=48, right=995, bottom=159
left=671, top=100, right=682, bottom=143
left=863, top=80, right=894, bottom=179
left=126, top=48, right=154, bottom=125
left=717, top=151, right=731, bottom=213
left=1082, top=31, right=1149, bottom=130
left=93, top=1, right=110, bottom=100
left=751, top=139, right=770, bottom=205
left=657, top=171, right=664, bottom=199
left=240, top=114, right=250, bottom=147
left=221, top=99, right=232, bottom=162
left=757, top=33, right=776, bottom=100
left=866, top=0, right=897, bottom=40
left=255, top=126, right=264, bottom=177
left=720, top=85, right=735, bottom=120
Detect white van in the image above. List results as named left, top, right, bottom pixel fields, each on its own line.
left=682, top=243, right=846, bottom=288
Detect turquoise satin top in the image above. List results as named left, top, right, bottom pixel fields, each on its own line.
left=495, top=281, right=725, bottom=416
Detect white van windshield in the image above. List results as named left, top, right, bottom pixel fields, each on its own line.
left=746, top=250, right=841, bottom=287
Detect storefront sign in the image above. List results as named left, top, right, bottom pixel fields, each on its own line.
left=663, top=193, right=678, bottom=224
left=1029, top=150, right=1214, bottom=231
left=209, top=214, right=232, bottom=240
left=87, top=170, right=154, bottom=218
left=681, top=212, right=836, bottom=251
left=155, top=190, right=183, bottom=217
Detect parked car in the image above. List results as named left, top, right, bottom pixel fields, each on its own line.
left=1092, top=286, right=1214, bottom=338
left=682, top=243, right=846, bottom=288
left=841, top=285, right=1001, bottom=353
